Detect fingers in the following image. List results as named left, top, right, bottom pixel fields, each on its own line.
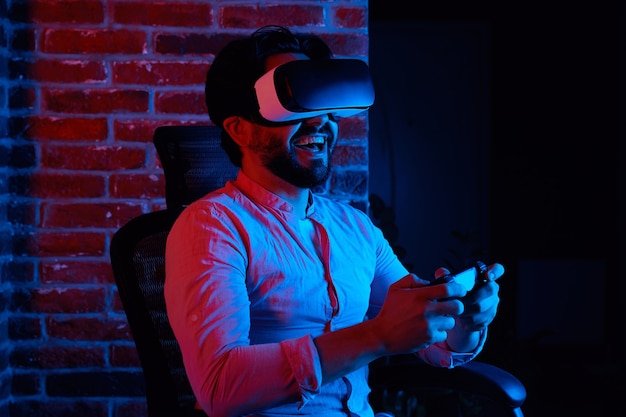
left=462, top=281, right=499, bottom=311
left=430, top=316, right=457, bottom=337
left=486, top=262, right=505, bottom=281
left=433, top=267, right=450, bottom=279
left=392, top=274, right=467, bottom=305
left=376, top=277, right=465, bottom=353
left=433, top=262, right=505, bottom=288
left=426, top=280, right=468, bottom=301
left=430, top=297, right=465, bottom=316
left=458, top=279, right=500, bottom=330
left=458, top=303, right=498, bottom=331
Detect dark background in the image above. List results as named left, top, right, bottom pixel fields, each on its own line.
left=368, top=1, right=623, bottom=415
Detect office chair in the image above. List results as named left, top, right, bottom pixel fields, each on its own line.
left=110, top=125, right=526, bottom=417
left=111, top=125, right=237, bottom=417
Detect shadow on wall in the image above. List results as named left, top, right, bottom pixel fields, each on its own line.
left=368, top=21, right=491, bottom=277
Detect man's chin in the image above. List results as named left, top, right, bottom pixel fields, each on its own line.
left=288, top=169, right=330, bottom=189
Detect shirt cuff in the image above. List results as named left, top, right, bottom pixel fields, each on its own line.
left=280, top=335, right=323, bottom=408
left=417, top=328, right=488, bottom=368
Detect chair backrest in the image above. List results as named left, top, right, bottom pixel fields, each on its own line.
left=111, top=208, right=199, bottom=416
left=153, top=125, right=238, bottom=210
left=111, top=125, right=236, bottom=416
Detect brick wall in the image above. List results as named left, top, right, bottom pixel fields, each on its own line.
left=1, top=1, right=12, bottom=415
left=3, top=1, right=369, bottom=416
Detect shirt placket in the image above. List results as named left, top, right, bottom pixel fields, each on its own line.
left=312, top=220, right=339, bottom=333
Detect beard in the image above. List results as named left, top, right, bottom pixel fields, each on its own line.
left=254, top=123, right=335, bottom=188
left=266, top=151, right=330, bottom=188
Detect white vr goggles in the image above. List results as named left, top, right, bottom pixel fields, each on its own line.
left=254, top=59, right=375, bottom=123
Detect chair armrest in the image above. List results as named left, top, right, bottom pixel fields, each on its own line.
left=369, top=355, right=526, bottom=409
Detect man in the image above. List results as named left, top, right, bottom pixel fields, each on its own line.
left=164, top=25, right=503, bottom=417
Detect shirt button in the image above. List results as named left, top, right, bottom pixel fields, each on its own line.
left=191, top=314, right=199, bottom=322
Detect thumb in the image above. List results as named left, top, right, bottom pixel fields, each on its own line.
left=434, top=267, right=451, bottom=279
left=486, top=263, right=505, bottom=281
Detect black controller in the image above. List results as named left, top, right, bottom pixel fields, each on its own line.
left=429, top=261, right=489, bottom=292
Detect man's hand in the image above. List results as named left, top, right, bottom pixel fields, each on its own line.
left=442, top=263, right=504, bottom=351
left=371, top=273, right=469, bottom=355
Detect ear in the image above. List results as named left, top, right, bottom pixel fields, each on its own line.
left=222, top=116, right=253, bottom=148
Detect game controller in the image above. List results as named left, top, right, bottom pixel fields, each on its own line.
left=429, top=261, right=489, bottom=292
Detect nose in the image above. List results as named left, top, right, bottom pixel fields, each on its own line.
left=302, top=113, right=330, bottom=126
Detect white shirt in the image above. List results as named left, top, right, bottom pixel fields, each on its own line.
left=164, top=171, right=485, bottom=417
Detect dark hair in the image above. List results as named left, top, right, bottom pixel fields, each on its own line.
left=205, top=25, right=334, bottom=167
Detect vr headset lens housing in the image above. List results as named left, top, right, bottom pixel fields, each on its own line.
left=254, top=59, right=375, bottom=123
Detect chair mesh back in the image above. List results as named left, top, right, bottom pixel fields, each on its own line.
left=154, top=125, right=239, bottom=209
left=112, top=125, right=238, bottom=415
left=132, top=230, right=197, bottom=409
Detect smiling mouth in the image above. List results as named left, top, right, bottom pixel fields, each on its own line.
left=293, top=135, right=326, bottom=152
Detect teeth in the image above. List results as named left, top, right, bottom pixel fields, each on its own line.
left=295, top=135, right=325, bottom=146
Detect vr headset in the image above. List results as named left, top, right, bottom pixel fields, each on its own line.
left=254, top=59, right=375, bottom=123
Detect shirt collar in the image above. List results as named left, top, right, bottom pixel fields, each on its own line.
left=232, top=170, right=316, bottom=218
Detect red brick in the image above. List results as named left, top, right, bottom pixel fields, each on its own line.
left=46, top=316, right=132, bottom=341
left=155, top=91, right=206, bottom=115
left=114, top=119, right=212, bottom=144
left=332, top=144, right=368, bottom=167
left=40, top=260, right=115, bottom=284
left=114, top=119, right=164, bottom=143
left=335, top=7, right=367, bottom=29
left=26, top=231, right=106, bottom=257
left=8, top=197, right=37, bottom=227
left=115, top=400, right=148, bottom=417
left=42, top=29, right=147, bottom=54
left=330, top=169, right=368, bottom=197
left=114, top=2, right=212, bottom=27
left=26, top=0, right=104, bottom=24
left=4, top=260, right=36, bottom=284
left=6, top=142, right=36, bottom=168
left=11, top=345, right=105, bottom=368
left=23, top=117, right=108, bottom=141
left=111, top=290, right=125, bottom=313
left=154, top=33, right=219, bottom=55
left=110, top=344, right=140, bottom=367
left=41, top=145, right=146, bottom=170
left=113, top=61, right=208, bottom=86
left=6, top=3, right=371, bottom=416
left=11, top=28, right=36, bottom=51
left=9, top=401, right=107, bottom=417
left=263, top=5, right=326, bottom=27
left=28, top=59, right=107, bottom=83
left=8, top=316, right=42, bottom=339
left=110, top=173, right=165, bottom=199
left=218, top=4, right=259, bottom=28
left=220, top=4, right=324, bottom=28
left=338, top=116, right=368, bottom=140
left=41, top=202, right=144, bottom=228
left=43, top=89, right=149, bottom=114
left=9, top=5, right=368, bottom=417
left=322, top=33, right=369, bottom=57
left=9, top=86, right=36, bottom=110
left=31, top=287, right=106, bottom=313
left=26, top=173, right=106, bottom=198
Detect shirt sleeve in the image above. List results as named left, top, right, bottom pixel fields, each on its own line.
left=280, top=335, right=323, bottom=407
left=164, top=203, right=321, bottom=417
left=366, top=219, right=410, bottom=319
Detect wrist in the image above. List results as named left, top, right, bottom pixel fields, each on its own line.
left=445, top=328, right=482, bottom=353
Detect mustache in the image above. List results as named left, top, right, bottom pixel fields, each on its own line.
left=293, top=122, right=334, bottom=139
